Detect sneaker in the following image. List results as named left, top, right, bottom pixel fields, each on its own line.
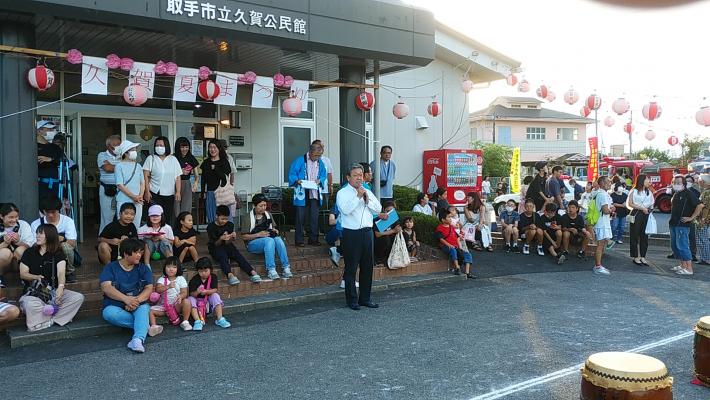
left=329, top=246, right=341, bottom=267
left=577, top=250, right=586, bottom=259
left=250, top=274, right=262, bottom=283
left=127, top=338, right=145, bottom=353
left=616, top=240, right=623, bottom=244
left=466, top=273, right=477, bottom=279
left=282, top=267, right=293, bottom=279
left=605, top=241, right=616, bottom=250
left=512, top=245, right=520, bottom=253
left=215, top=317, right=231, bottom=328
left=670, top=265, right=682, bottom=272
left=454, top=268, right=461, bottom=275
left=522, top=244, right=530, bottom=255
left=148, top=325, right=163, bottom=337
left=193, top=320, right=203, bottom=331
left=180, top=320, right=192, bottom=331
left=505, top=244, right=511, bottom=253
left=675, top=268, right=693, bottom=275
left=537, top=246, right=545, bottom=256
left=339, top=279, right=346, bottom=289
left=593, top=266, right=611, bottom=275
left=228, top=275, right=240, bottom=285
left=267, top=269, right=280, bottom=280
left=557, top=253, right=566, bottom=265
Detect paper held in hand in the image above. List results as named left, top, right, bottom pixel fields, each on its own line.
left=300, top=180, right=319, bottom=190
left=375, top=209, right=399, bottom=232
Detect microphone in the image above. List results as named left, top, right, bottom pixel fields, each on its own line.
left=363, top=191, right=368, bottom=203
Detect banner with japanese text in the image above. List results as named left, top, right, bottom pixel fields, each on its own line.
left=81, top=56, right=108, bottom=95
left=290, top=79, right=310, bottom=102
left=251, top=76, right=274, bottom=108
left=129, top=62, right=156, bottom=98
left=214, top=72, right=239, bottom=106
left=172, top=67, right=199, bottom=103
left=510, top=147, right=521, bottom=193
left=587, top=136, right=599, bottom=183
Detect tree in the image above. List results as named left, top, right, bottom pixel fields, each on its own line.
left=632, top=147, right=672, bottom=163
left=679, top=134, right=709, bottom=166
left=472, top=141, right=513, bottom=177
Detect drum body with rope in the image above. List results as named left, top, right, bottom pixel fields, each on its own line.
left=580, top=352, right=673, bottom=400
left=694, top=316, right=710, bottom=385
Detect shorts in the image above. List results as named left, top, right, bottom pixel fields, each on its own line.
left=189, top=293, right=223, bottom=309
left=543, top=229, right=560, bottom=248
left=0, top=302, right=14, bottom=313
left=570, top=233, right=585, bottom=245
left=145, top=239, right=172, bottom=256
left=173, top=243, right=195, bottom=261
left=595, top=227, right=613, bottom=241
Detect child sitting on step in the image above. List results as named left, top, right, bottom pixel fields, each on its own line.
left=149, top=257, right=192, bottom=335
left=187, top=257, right=231, bottom=331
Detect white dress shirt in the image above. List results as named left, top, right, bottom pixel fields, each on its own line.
left=336, top=183, right=382, bottom=230
left=143, top=155, right=182, bottom=196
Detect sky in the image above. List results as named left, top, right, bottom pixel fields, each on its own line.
left=403, top=0, right=710, bottom=156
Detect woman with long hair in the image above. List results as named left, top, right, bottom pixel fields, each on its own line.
left=463, top=191, right=492, bottom=252
left=200, top=139, right=232, bottom=223
left=0, top=202, right=35, bottom=287
left=143, top=136, right=182, bottom=225
left=173, top=137, right=200, bottom=220
left=627, top=174, right=655, bottom=266
left=19, top=224, right=84, bottom=332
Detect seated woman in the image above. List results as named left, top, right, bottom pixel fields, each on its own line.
left=98, top=203, right=138, bottom=265
left=412, top=192, right=433, bottom=216
left=463, top=191, right=492, bottom=252
left=0, top=202, right=35, bottom=287
left=31, top=197, right=78, bottom=283
left=19, top=224, right=84, bottom=332
left=100, top=238, right=154, bottom=353
left=240, top=194, right=292, bottom=280
left=373, top=201, right=402, bottom=265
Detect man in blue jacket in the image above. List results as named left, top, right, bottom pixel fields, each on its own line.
left=288, top=144, right=327, bottom=246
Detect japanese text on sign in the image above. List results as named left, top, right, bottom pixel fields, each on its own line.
left=166, top=0, right=307, bottom=35
left=587, top=137, right=599, bottom=183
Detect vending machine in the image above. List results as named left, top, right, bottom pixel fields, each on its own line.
left=422, top=149, right=483, bottom=205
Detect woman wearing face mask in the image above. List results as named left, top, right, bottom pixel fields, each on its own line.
left=200, top=139, right=232, bottom=223
left=115, top=141, right=145, bottom=229
left=610, top=183, right=629, bottom=244
left=669, top=175, right=703, bottom=275
left=173, top=137, right=200, bottom=220
left=143, top=136, right=182, bottom=225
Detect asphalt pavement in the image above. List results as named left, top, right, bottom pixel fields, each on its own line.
left=1, top=241, right=708, bottom=400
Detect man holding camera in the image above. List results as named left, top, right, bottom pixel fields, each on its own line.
left=371, top=145, right=396, bottom=203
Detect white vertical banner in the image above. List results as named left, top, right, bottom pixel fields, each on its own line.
left=129, top=62, right=156, bottom=98
left=214, top=72, right=239, bottom=106
left=172, top=67, right=199, bottom=103
left=251, top=76, right=275, bottom=109
left=81, top=56, right=108, bottom=95
left=290, top=80, right=310, bottom=102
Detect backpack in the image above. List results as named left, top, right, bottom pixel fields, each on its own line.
left=585, top=192, right=601, bottom=226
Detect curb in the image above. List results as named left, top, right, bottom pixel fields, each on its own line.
left=6, top=272, right=464, bottom=348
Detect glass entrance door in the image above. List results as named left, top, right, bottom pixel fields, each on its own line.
left=121, top=120, right=173, bottom=161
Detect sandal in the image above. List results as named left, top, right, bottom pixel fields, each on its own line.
left=640, top=259, right=650, bottom=266
left=473, top=244, right=483, bottom=251
left=486, top=246, right=493, bottom=252
left=632, top=259, right=644, bottom=266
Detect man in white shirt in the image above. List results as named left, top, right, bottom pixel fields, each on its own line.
left=97, top=135, right=122, bottom=233
left=31, top=197, right=79, bottom=282
left=336, top=164, right=382, bottom=310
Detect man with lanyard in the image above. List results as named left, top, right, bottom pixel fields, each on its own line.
left=288, top=144, right=327, bottom=247
left=312, top=140, right=334, bottom=208
left=30, top=197, right=78, bottom=283
left=372, top=145, right=396, bottom=202
left=336, top=164, right=382, bottom=310
left=36, top=121, right=64, bottom=200
left=97, top=135, right=122, bottom=234
left=546, top=165, right=565, bottom=210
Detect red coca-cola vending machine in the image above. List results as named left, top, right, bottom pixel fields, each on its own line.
left=423, top=149, right=483, bottom=205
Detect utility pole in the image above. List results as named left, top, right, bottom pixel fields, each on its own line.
left=492, top=115, right=496, bottom=144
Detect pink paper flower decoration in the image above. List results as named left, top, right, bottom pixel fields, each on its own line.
left=283, top=75, right=294, bottom=88
left=66, top=49, right=82, bottom=64
left=120, top=57, right=134, bottom=71
left=273, top=73, right=285, bottom=87
left=154, top=61, right=167, bottom=75
left=106, top=54, right=121, bottom=69
left=238, top=70, right=257, bottom=85
left=165, top=62, right=178, bottom=76
left=198, top=66, right=212, bottom=80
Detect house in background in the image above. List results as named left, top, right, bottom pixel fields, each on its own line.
left=469, top=97, right=594, bottom=163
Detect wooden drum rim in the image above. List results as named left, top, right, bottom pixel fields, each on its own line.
left=582, top=352, right=673, bottom=392
left=695, top=316, right=710, bottom=340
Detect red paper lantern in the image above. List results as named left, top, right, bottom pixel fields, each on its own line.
left=506, top=74, right=518, bottom=86
left=461, top=80, right=474, bottom=93
left=623, top=122, right=633, bottom=135
left=644, top=129, right=656, bottom=141
left=198, top=80, right=220, bottom=101
left=564, top=88, right=579, bottom=105
left=123, top=84, right=148, bottom=107
left=642, top=101, right=662, bottom=121
left=536, top=85, right=549, bottom=99
left=696, top=106, right=710, bottom=126
left=518, top=79, right=530, bottom=93
left=427, top=100, right=441, bottom=117
left=580, top=105, right=591, bottom=117
left=586, top=94, right=602, bottom=110
left=282, top=95, right=303, bottom=117
left=392, top=100, right=409, bottom=119
left=546, top=90, right=556, bottom=102
left=355, top=91, right=375, bottom=111
left=612, top=97, right=630, bottom=115
left=668, top=135, right=679, bottom=146
left=604, top=116, right=615, bottom=127
left=27, top=65, right=55, bottom=91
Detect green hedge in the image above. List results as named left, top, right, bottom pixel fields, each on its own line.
left=397, top=211, right=440, bottom=247
left=392, top=185, right=421, bottom=211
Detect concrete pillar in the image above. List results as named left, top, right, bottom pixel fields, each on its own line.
left=338, top=58, right=367, bottom=182
left=0, top=22, right=37, bottom=215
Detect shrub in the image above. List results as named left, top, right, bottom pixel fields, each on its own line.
left=392, top=185, right=421, bottom=211
left=397, top=211, right=440, bottom=247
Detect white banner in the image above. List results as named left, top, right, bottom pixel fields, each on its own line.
left=290, top=80, right=310, bottom=103
left=251, top=76, right=275, bottom=109
left=172, top=67, right=199, bottom=103
left=129, top=62, right=156, bottom=98
left=81, top=56, right=108, bottom=95
left=214, top=72, right=239, bottom=106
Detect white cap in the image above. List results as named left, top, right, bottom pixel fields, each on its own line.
left=116, top=140, right=140, bottom=156
left=36, top=120, right=56, bottom=130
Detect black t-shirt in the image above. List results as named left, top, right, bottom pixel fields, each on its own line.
left=610, top=192, right=629, bottom=218
left=175, top=153, right=199, bottom=181
left=537, top=213, right=559, bottom=231
left=527, top=174, right=547, bottom=203
left=518, top=212, right=537, bottom=230
left=249, top=214, right=272, bottom=235
left=207, top=221, right=234, bottom=250
left=188, top=273, right=218, bottom=298
left=560, top=213, right=585, bottom=232
left=175, top=227, right=197, bottom=242
left=37, top=142, right=63, bottom=178
left=670, top=189, right=700, bottom=227
left=100, top=221, right=138, bottom=243
left=20, top=247, right=66, bottom=288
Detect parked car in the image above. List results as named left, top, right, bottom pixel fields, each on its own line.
left=492, top=179, right=587, bottom=215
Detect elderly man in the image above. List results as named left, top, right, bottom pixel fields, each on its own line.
left=288, top=143, right=327, bottom=246
left=97, top=135, right=122, bottom=233
left=371, top=145, right=396, bottom=202
left=696, top=174, right=710, bottom=266
left=36, top=120, right=64, bottom=200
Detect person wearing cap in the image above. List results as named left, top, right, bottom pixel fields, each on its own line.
left=138, top=205, right=174, bottom=266
left=97, top=135, right=123, bottom=233
left=36, top=120, right=64, bottom=200
left=115, top=140, right=145, bottom=229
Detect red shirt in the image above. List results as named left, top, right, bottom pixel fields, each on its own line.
left=435, top=224, right=459, bottom=248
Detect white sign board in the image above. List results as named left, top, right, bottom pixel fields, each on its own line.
left=81, top=56, right=108, bottom=95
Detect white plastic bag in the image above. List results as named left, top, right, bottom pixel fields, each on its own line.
left=645, top=212, right=657, bottom=235
left=463, top=223, right=477, bottom=242
left=480, top=225, right=492, bottom=248
left=387, top=232, right=411, bottom=269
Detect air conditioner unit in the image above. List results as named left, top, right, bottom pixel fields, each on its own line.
left=415, top=116, right=429, bottom=130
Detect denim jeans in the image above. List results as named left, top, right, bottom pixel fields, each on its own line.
left=247, top=236, right=290, bottom=271
left=441, top=246, right=473, bottom=264
left=611, top=215, right=626, bottom=241
left=670, top=226, right=692, bottom=261
left=102, top=303, right=150, bottom=342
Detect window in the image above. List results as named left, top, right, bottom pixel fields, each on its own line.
left=281, top=126, right=313, bottom=183
left=510, top=104, right=521, bottom=108
left=526, top=127, right=546, bottom=140
left=470, top=127, right=478, bottom=141
left=527, top=105, right=537, bottom=109
left=556, top=127, right=578, bottom=140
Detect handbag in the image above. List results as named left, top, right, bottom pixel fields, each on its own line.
left=163, top=277, right=181, bottom=326
left=645, top=212, right=657, bottom=235
left=463, top=223, right=477, bottom=242
left=627, top=210, right=637, bottom=224
left=25, top=256, right=56, bottom=304
left=214, top=182, right=236, bottom=206
left=387, top=232, right=411, bottom=269
left=101, top=183, right=118, bottom=197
